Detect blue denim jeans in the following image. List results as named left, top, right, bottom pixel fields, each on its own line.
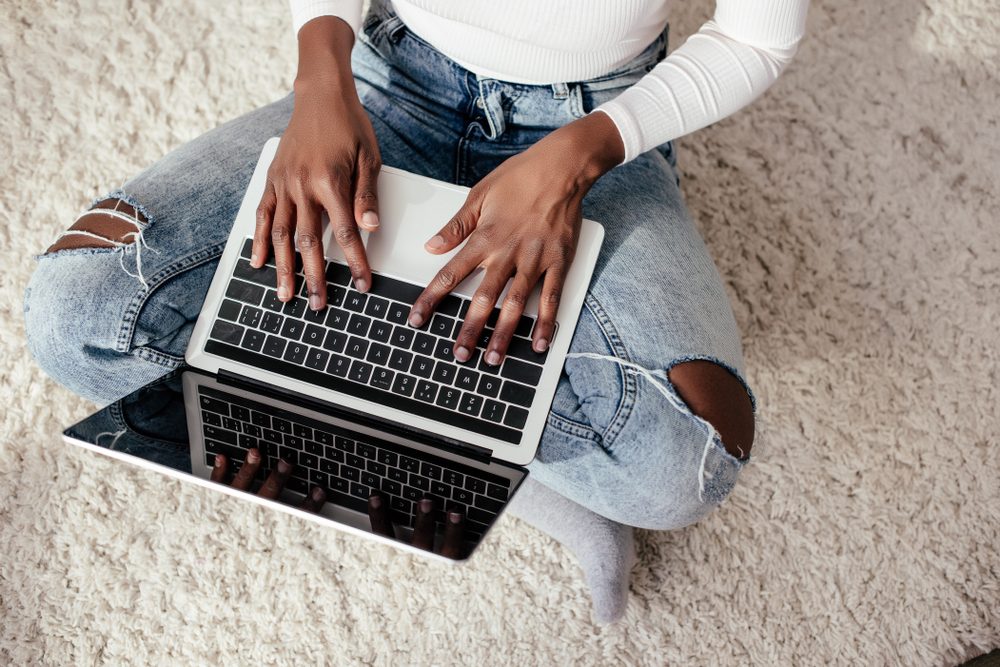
left=23, top=0, right=756, bottom=530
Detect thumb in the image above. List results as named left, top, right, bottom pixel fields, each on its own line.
left=425, top=194, right=481, bottom=253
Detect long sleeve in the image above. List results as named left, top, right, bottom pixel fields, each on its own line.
left=593, top=0, right=810, bottom=164
left=288, top=0, right=364, bottom=36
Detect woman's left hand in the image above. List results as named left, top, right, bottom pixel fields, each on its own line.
left=407, top=111, right=625, bottom=366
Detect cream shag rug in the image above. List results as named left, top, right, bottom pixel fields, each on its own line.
left=1, top=1, right=997, bottom=665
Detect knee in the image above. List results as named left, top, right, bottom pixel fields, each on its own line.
left=43, top=198, right=147, bottom=255
left=666, top=359, right=755, bottom=460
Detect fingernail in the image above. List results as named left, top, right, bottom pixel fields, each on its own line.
left=247, top=449, right=260, bottom=463
left=277, top=459, right=291, bottom=474
left=362, top=210, right=379, bottom=229
left=425, top=235, right=445, bottom=250
left=418, top=498, right=434, bottom=513
left=485, top=350, right=500, bottom=366
left=250, top=253, right=259, bottom=266
left=454, top=345, right=470, bottom=362
left=369, top=494, right=382, bottom=509
left=214, top=454, right=224, bottom=467
left=354, top=277, right=369, bottom=293
left=535, top=338, right=549, bottom=352
left=277, top=285, right=290, bottom=300
left=309, top=294, right=323, bottom=311
left=311, top=487, right=326, bottom=502
left=408, top=311, right=424, bottom=327
left=448, top=510, right=462, bottom=524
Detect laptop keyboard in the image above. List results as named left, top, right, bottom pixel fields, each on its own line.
left=203, top=239, right=553, bottom=445
left=199, top=385, right=512, bottom=540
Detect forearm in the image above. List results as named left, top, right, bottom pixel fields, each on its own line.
left=294, top=16, right=356, bottom=90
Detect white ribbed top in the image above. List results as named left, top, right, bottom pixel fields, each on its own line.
left=289, top=0, right=809, bottom=163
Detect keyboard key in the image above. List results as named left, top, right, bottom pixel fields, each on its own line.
left=386, top=302, right=409, bottom=325
left=453, top=488, right=474, bottom=505
left=320, top=459, right=338, bottom=474
left=357, top=443, right=376, bottom=460
left=347, top=313, right=371, bottom=337
left=326, top=447, right=344, bottom=463
left=282, top=297, right=306, bottom=318
left=431, top=481, right=449, bottom=496
left=468, top=506, right=495, bottom=525
left=481, top=399, right=505, bottom=423
left=262, top=290, right=283, bottom=312
left=250, top=411, right=270, bottom=428
left=430, top=313, right=455, bottom=338
left=303, top=303, right=326, bottom=323
left=209, top=320, right=244, bottom=345
left=233, top=258, right=277, bottom=287
left=200, top=395, right=229, bottom=415
left=366, top=460, right=385, bottom=475
left=314, top=430, right=333, bottom=446
left=218, top=299, right=242, bottom=322
left=369, top=320, right=393, bottom=343
left=361, top=471, right=379, bottom=488
left=439, top=295, right=462, bottom=316
left=421, top=462, right=442, bottom=480
left=300, top=323, right=324, bottom=346
left=505, top=336, right=549, bottom=365
left=283, top=342, right=308, bottom=365
left=241, top=329, right=266, bottom=352
left=500, top=381, right=535, bottom=408
left=477, top=375, right=501, bottom=398
left=326, top=261, right=352, bottom=285
left=402, top=485, right=423, bottom=501
left=390, top=326, right=414, bottom=349
left=475, top=494, right=504, bottom=513
left=364, top=295, right=389, bottom=319
left=203, top=425, right=236, bottom=444
left=458, top=393, right=483, bottom=416
left=286, top=477, right=308, bottom=493
left=455, top=368, right=479, bottom=391
left=334, top=436, right=354, bottom=452
left=435, top=387, right=461, bottom=410
left=225, top=279, right=264, bottom=305
left=342, top=466, right=360, bottom=482
left=378, top=450, right=398, bottom=466
left=342, top=336, right=368, bottom=360
left=349, top=360, right=373, bottom=384
left=388, top=349, right=413, bottom=372
left=366, top=342, right=391, bottom=366
left=273, top=418, right=292, bottom=434
left=368, top=272, right=423, bottom=305
left=371, top=367, right=394, bottom=390
left=298, top=452, right=318, bottom=469
left=387, top=467, right=407, bottom=483
left=310, top=469, right=329, bottom=488
left=433, top=338, right=454, bottom=362
left=432, top=361, right=456, bottom=386
left=326, top=307, right=349, bottom=330
left=262, top=335, right=286, bottom=358
left=465, top=477, right=486, bottom=494
left=477, top=351, right=501, bottom=375
left=202, top=410, right=222, bottom=426
left=414, top=380, right=438, bottom=403
left=399, top=456, right=419, bottom=473
left=503, top=406, right=529, bottom=429
left=344, top=292, right=367, bottom=312
left=327, top=354, right=351, bottom=377
left=304, top=348, right=329, bottom=371
left=410, top=474, right=430, bottom=491
left=383, top=479, right=403, bottom=497
left=304, top=439, right=322, bottom=455
left=487, top=483, right=509, bottom=501
left=412, top=333, right=436, bottom=356
left=327, top=285, right=346, bottom=307
left=514, top=315, right=534, bottom=338
left=260, top=311, right=283, bottom=334
left=323, top=330, right=347, bottom=354
left=501, top=357, right=543, bottom=386
left=347, top=453, right=365, bottom=469
left=411, top=356, right=434, bottom=378
left=280, top=318, right=304, bottom=341
left=350, top=483, right=370, bottom=499
left=443, top=470, right=463, bottom=487
left=391, top=373, right=416, bottom=397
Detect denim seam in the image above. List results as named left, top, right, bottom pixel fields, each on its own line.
left=115, top=242, right=227, bottom=355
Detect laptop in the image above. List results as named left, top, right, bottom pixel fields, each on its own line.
left=62, top=137, right=604, bottom=563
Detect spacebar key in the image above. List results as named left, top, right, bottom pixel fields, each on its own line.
left=367, top=272, right=424, bottom=305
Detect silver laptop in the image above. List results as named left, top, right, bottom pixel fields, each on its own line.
left=62, top=138, right=604, bottom=563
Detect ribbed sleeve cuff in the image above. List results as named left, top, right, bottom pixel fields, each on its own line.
left=591, top=103, right=645, bottom=166
left=289, top=0, right=364, bottom=36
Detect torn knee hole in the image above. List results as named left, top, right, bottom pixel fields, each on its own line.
left=45, top=198, right=149, bottom=254
left=666, top=359, right=755, bottom=460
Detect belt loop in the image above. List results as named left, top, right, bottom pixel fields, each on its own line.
left=551, top=82, right=570, bottom=100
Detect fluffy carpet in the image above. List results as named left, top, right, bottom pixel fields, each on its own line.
left=1, top=1, right=997, bottom=664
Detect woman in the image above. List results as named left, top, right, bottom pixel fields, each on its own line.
left=23, top=0, right=807, bottom=624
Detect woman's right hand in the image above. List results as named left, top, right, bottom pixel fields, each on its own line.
left=251, top=16, right=381, bottom=311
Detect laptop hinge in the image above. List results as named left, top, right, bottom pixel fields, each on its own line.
left=215, top=368, right=496, bottom=464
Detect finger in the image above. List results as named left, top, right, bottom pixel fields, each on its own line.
left=411, top=497, right=436, bottom=551
left=423, top=196, right=480, bottom=255
left=318, top=185, right=372, bottom=293
left=484, top=270, right=537, bottom=366
left=230, top=447, right=262, bottom=491
left=257, top=458, right=294, bottom=500
left=299, top=486, right=327, bottom=513
left=533, top=262, right=567, bottom=353
left=296, top=202, right=328, bottom=311
left=368, top=492, right=395, bottom=539
left=353, top=149, right=381, bottom=232
left=407, top=246, right=482, bottom=331
left=439, top=508, right=465, bottom=559
left=271, top=194, right=297, bottom=301
left=252, top=181, right=277, bottom=268
left=210, top=452, right=228, bottom=483
left=453, top=265, right=514, bottom=365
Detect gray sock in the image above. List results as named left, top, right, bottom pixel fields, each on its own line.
left=505, top=476, right=636, bottom=625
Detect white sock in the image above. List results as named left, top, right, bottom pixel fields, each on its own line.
left=506, top=476, right=636, bottom=624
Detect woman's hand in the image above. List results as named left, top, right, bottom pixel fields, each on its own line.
left=408, top=111, right=625, bottom=365
left=251, top=17, right=381, bottom=311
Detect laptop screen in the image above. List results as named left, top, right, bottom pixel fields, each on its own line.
left=63, top=367, right=526, bottom=562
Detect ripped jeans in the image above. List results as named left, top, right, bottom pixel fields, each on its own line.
left=22, top=5, right=756, bottom=531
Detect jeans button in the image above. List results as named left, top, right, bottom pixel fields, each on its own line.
left=475, top=97, right=485, bottom=109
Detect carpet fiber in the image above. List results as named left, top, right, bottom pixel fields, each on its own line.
left=1, top=1, right=997, bottom=664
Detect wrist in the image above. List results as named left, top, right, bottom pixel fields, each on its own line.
left=555, top=111, right=626, bottom=187
left=294, top=16, right=356, bottom=90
